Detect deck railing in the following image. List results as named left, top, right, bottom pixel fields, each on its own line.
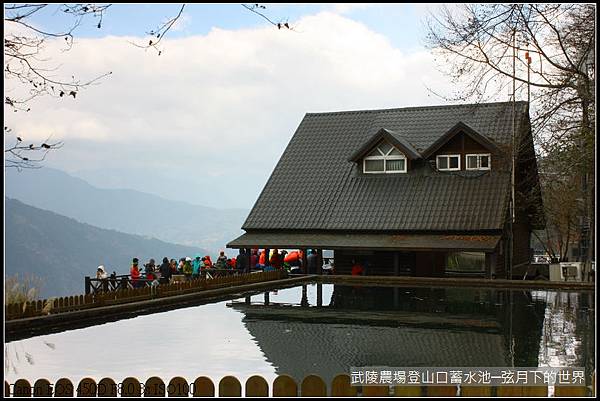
left=4, top=374, right=593, bottom=397
left=84, top=269, right=244, bottom=295
left=5, top=271, right=285, bottom=321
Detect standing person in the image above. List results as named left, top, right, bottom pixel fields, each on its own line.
left=237, top=249, right=249, bottom=273
left=270, top=248, right=282, bottom=269
left=216, top=251, right=228, bottom=269
left=130, top=258, right=141, bottom=287
left=306, top=250, right=318, bottom=274
left=192, top=254, right=203, bottom=278
left=250, top=249, right=258, bottom=270
left=183, top=257, right=193, bottom=277
left=178, top=258, right=186, bottom=274
left=144, top=258, right=156, bottom=281
left=204, top=255, right=213, bottom=268
left=351, top=259, right=365, bottom=276
left=169, top=259, right=178, bottom=274
left=96, top=265, right=108, bottom=280
left=258, top=249, right=267, bottom=268
left=159, top=257, right=171, bottom=284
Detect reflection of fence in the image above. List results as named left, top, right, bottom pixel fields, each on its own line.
left=4, top=374, right=593, bottom=397
left=5, top=271, right=284, bottom=321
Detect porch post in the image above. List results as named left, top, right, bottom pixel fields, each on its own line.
left=301, top=284, right=308, bottom=307
left=301, top=248, right=307, bottom=274
left=485, top=252, right=496, bottom=279
left=317, top=249, right=323, bottom=275
left=394, top=252, right=399, bottom=276
left=317, top=283, right=323, bottom=307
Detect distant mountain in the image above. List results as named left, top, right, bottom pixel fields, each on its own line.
left=5, top=198, right=210, bottom=298
left=5, top=168, right=249, bottom=253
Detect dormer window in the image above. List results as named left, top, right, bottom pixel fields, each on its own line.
left=466, top=154, right=491, bottom=170
left=436, top=154, right=460, bottom=171
left=363, top=141, right=407, bottom=174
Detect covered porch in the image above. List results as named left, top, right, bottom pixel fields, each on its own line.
left=227, top=232, right=502, bottom=278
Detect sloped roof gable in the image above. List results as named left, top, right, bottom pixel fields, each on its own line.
left=422, top=121, right=502, bottom=158
left=349, top=128, right=421, bottom=162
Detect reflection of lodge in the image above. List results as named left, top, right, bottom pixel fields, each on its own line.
left=229, top=284, right=546, bottom=384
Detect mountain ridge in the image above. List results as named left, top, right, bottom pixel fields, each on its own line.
left=5, top=197, right=210, bottom=298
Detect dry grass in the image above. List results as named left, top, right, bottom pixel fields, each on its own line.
left=4, top=273, right=43, bottom=305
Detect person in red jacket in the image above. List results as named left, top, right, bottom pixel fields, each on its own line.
left=351, top=259, right=364, bottom=276
left=250, top=249, right=258, bottom=270
left=259, top=249, right=267, bottom=267
left=130, top=258, right=141, bottom=287
left=270, top=249, right=283, bottom=269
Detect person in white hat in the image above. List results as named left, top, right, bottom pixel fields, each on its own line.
left=96, top=265, right=108, bottom=280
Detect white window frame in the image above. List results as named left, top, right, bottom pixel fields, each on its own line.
left=436, top=154, right=461, bottom=171
left=363, top=142, right=407, bottom=174
left=465, top=153, right=491, bottom=171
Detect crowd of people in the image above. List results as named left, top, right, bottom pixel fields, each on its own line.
left=95, top=248, right=335, bottom=287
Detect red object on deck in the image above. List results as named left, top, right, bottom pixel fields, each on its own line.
left=259, top=251, right=266, bottom=265
left=351, top=264, right=364, bottom=276
left=284, top=251, right=300, bottom=263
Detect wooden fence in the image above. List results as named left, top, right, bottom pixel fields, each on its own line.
left=5, top=271, right=285, bottom=321
left=4, top=374, right=593, bottom=397
left=85, top=270, right=244, bottom=295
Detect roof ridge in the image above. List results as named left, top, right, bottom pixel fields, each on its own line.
left=305, top=101, right=528, bottom=117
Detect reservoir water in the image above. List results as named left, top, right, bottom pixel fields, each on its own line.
left=4, top=283, right=595, bottom=390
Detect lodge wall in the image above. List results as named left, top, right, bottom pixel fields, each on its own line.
left=334, top=250, right=446, bottom=277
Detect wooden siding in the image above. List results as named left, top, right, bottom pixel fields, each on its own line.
left=428, top=131, right=506, bottom=171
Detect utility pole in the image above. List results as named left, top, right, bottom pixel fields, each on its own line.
left=508, top=27, right=517, bottom=280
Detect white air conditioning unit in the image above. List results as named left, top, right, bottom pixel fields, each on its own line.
left=549, top=262, right=583, bottom=282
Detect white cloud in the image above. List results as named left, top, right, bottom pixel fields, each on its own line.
left=4, top=11, right=454, bottom=208
left=328, top=4, right=373, bottom=14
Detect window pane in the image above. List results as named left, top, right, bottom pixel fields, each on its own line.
left=378, top=141, right=392, bottom=155
left=449, top=156, right=459, bottom=169
left=480, top=155, right=489, bottom=168
left=386, top=159, right=405, bottom=172
left=446, top=252, right=486, bottom=272
left=364, top=159, right=384, bottom=172
left=437, top=157, right=448, bottom=170
left=367, top=149, right=380, bottom=157
left=389, top=148, right=402, bottom=156
left=467, top=155, right=478, bottom=169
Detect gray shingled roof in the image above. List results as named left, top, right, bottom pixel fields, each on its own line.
left=243, top=101, right=527, bottom=232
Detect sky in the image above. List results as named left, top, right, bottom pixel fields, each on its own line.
left=4, top=3, right=462, bottom=209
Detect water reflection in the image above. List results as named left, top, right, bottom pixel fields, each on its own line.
left=231, top=284, right=594, bottom=385
left=4, top=283, right=594, bottom=389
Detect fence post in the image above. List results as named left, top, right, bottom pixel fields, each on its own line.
left=219, top=376, right=242, bottom=397
left=13, top=379, right=31, bottom=397
left=193, top=377, right=215, bottom=397
left=273, top=375, right=297, bottom=397
left=121, top=377, right=141, bottom=397
left=54, top=378, right=74, bottom=397
left=168, top=377, right=189, bottom=397
left=245, top=376, right=269, bottom=397
left=77, top=378, right=97, bottom=397
left=301, top=375, right=327, bottom=397
left=97, top=378, right=118, bottom=397
left=331, top=374, right=358, bottom=397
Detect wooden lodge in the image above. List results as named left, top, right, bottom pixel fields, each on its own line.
left=227, top=102, right=544, bottom=279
